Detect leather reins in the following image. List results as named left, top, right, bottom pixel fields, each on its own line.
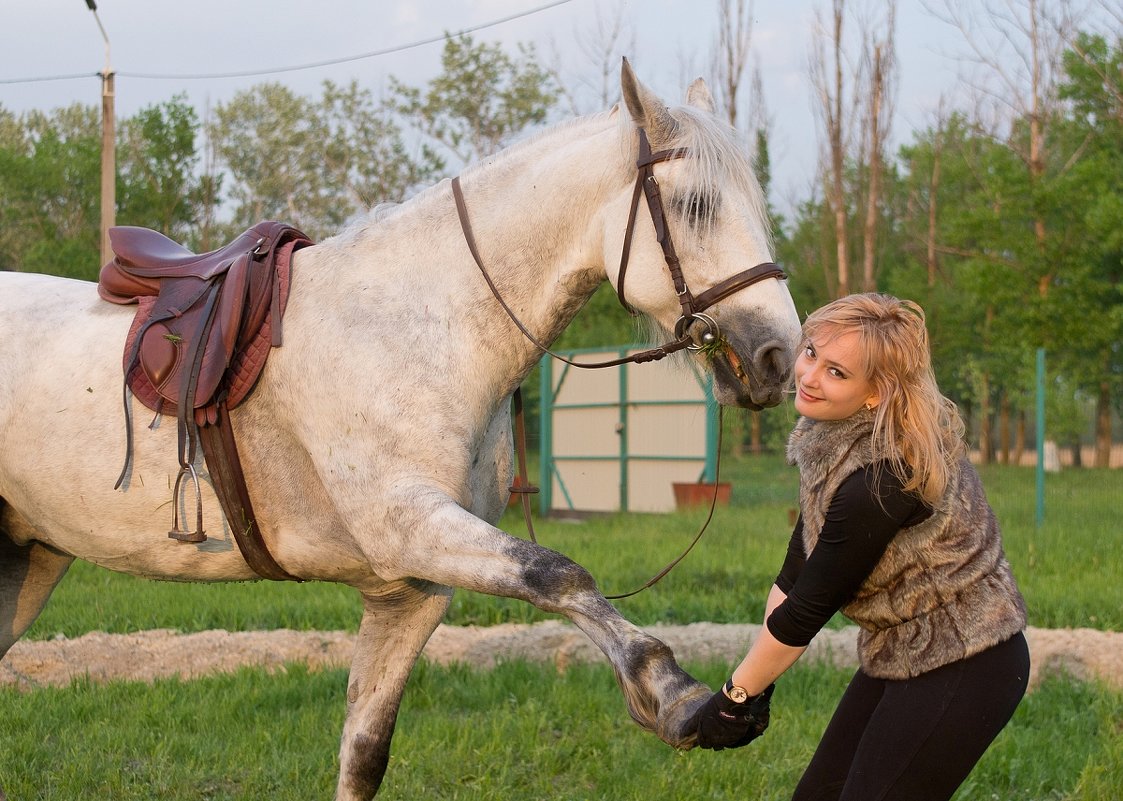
left=453, top=126, right=786, bottom=598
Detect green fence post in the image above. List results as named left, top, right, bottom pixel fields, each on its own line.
left=539, top=356, right=553, bottom=517
left=619, top=352, right=630, bottom=511
left=1036, top=348, right=1045, bottom=527
left=703, top=377, right=717, bottom=483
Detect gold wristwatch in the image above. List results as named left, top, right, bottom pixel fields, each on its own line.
left=723, top=678, right=750, bottom=703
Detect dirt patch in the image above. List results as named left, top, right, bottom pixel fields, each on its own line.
left=2, top=623, right=1119, bottom=692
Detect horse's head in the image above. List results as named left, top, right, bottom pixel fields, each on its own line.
left=607, top=61, right=801, bottom=410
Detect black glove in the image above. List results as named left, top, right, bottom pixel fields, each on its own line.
left=691, top=682, right=775, bottom=751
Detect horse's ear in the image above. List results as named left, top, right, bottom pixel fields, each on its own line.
left=686, top=78, right=715, bottom=113
left=620, top=58, right=678, bottom=145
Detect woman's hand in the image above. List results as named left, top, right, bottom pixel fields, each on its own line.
left=691, top=683, right=775, bottom=750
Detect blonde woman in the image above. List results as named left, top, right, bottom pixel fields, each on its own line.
left=692, top=293, right=1029, bottom=801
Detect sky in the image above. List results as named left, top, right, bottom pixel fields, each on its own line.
left=1, top=0, right=965, bottom=215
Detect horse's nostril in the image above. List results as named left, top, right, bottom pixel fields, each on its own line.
left=755, top=340, right=792, bottom=380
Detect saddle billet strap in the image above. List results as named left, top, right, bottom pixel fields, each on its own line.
left=176, top=277, right=224, bottom=466
left=113, top=279, right=217, bottom=490
left=199, top=402, right=301, bottom=582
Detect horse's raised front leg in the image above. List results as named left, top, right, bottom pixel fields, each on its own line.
left=0, top=506, right=74, bottom=659
left=336, top=579, right=452, bottom=801
left=380, top=498, right=709, bottom=749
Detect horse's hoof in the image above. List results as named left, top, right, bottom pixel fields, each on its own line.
left=656, top=683, right=711, bottom=749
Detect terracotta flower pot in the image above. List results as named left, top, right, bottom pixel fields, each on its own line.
left=672, top=481, right=732, bottom=509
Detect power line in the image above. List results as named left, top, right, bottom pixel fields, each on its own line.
left=0, top=0, right=574, bottom=86
left=0, top=71, right=97, bottom=85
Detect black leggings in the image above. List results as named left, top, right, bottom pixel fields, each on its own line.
left=792, top=632, right=1030, bottom=801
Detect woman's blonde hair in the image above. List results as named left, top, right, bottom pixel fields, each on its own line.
left=802, top=293, right=966, bottom=505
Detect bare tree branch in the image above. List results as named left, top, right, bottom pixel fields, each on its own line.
left=547, top=0, right=635, bottom=116
left=711, top=0, right=755, bottom=133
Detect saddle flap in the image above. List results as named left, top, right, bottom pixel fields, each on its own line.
left=137, top=260, right=251, bottom=410
left=138, top=321, right=180, bottom=390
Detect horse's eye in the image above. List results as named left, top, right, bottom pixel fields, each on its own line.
left=678, top=192, right=713, bottom=226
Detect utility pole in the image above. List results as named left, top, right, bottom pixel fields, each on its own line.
left=86, top=0, right=115, bottom=266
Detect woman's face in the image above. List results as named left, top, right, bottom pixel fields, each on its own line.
left=793, top=330, right=879, bottom=421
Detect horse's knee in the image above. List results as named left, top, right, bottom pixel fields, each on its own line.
left=510, top=541, right=599, bottom=609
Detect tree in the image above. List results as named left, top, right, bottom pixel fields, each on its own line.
left=548, top=0, right=635, bottom=116
left=116, top=95, right=205, bottom=242
left=911, top=0, right=1089, bottom=462
left=1054, top=31, right=1123, bottom=466
left=390, top=34, right=559, bottom=164
left=712, top=0, right=755, bottom=135
left=858, top=2, right=897, bottom=292
left=0, top=104, right=100, bottom=279
left=210, top=80, right=440, bottom=240
left=312, top=79, right=444, bottom=221
left=809, top=0, right=856, bottom=298
left=209, top=83, right=313, bottom=232
left=925, top=0, right=1078, bottom=296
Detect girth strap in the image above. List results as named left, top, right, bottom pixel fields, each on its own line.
left=199, top=402, right=300, bottom=582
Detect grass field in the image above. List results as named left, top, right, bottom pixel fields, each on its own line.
left=3, top=454, right=1121, bottom=799
left=1, top=660, right=1120, bottom=800
left=22, top=455, right=1123, bottom=638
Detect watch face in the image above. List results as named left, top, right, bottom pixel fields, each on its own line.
left=727, top=684, right=749, bottom=703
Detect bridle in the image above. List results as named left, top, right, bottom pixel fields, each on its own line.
left=452, top=126, right=787, bottom=597
left=452, top=128, right=786, bottom=370
left=615, top=128, right=786, bottom=349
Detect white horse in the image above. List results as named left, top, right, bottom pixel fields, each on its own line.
left=0, top=62, right=800, bottom=799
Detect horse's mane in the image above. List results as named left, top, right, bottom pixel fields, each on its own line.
left=330, top=98, right=773, bottom=255
left=325, top=112, right=617, bottom=245
left=460, top=109, right=620, bottom=177
left=656, top=104, right=774, bottom=250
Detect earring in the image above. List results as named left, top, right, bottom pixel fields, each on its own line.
left=864, top=401, right=873, bottom=411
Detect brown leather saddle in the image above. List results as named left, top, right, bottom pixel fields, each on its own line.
left=99, top=221, right=313, bottom=580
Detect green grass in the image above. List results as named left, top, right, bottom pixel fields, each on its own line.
left=0, top=660, right=1119, bottom=800
left=23, top=455, right=1122, bottom=638
left=4, top=455, right=1121, bottom=800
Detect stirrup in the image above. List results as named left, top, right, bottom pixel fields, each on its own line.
left=168, top=463, right=207, bottom=542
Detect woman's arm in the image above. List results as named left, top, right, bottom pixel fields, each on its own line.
left=727, top=464, right=927, bottom=697
left=728, top=584, right=807, bottom=696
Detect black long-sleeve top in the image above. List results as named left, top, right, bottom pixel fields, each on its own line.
left=766, top=462, right=934, bottom=648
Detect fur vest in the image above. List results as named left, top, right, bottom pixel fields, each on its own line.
left=787, top=410, right=1027, bottom=679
